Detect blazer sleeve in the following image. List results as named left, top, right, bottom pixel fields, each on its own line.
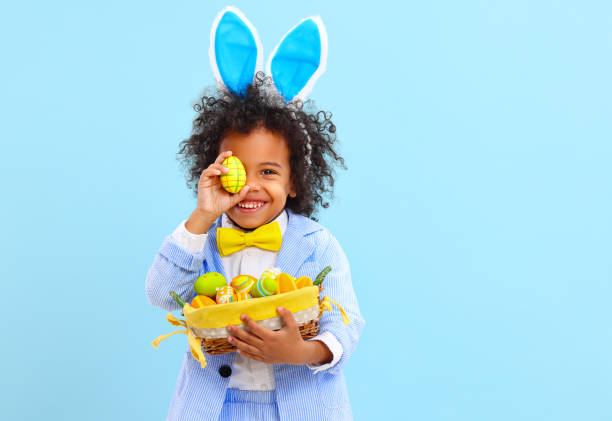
left=145, top=235, right=206, bottom=311
left=310, top=229, right=365, bottom=375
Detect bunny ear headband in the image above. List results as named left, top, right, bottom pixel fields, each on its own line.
left=209, top=6, right=328, bottom=104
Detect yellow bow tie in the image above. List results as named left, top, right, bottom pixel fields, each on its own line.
left=217, top=221, right=282, bottom=257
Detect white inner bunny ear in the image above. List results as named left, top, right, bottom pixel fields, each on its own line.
left=266, top=16, right=328, bottom=103
left=209, top=6, right=263, bottom=96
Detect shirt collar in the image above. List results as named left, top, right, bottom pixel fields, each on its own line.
left=221, top=209, right=288, bottom=236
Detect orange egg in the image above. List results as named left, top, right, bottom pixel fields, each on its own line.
left=216, top=285, right=237, bottom=304
left=295, top=276, right=313, bottom=289
left=191, top=295, right=216, bottom=308
left=231, top=275, right=257, bottom=294
left=276, top=273, right=297, bottom=294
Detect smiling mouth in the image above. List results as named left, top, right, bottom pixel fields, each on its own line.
left=236, top=201, right=265, bottom=211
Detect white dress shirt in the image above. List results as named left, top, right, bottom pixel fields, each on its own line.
left=171, top=210, right=343, bottom=390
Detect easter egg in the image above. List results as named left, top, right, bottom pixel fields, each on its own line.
left=295, top=276, right=313, bottom=289
left=220, top=155, right=246, bottom=194
left=231, top=275, right=257, bottom=294
left=194, top=272, right=227, bottom=297
left=216, top=285, right=237, bottom=304
left=276, top=273, right=297, bottom=294
left=260, top=268, right=281, bottom=280
left=191, top=295, right=216, bottom=308
left=251, top=277, right=278, bottom=297
left=236, top=292, right=252, bottom=301
left=251, top=268, right=280, bottom=297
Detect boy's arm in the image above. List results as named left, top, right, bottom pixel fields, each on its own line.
left=305, top=331, right=343, bottom=372
left=311, top=230, right=366, bottom=375
left=145, top=220, right=208, bottom=311
left=146, top=151, right=250, bottom=310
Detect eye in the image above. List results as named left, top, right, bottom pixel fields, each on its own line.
left=261, top=169, right=278, bottom=176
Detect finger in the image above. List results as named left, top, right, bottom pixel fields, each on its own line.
left=277, top=307, right=298, bottom=331
left=202, top=167, right=222, bottom=178
left=240, top=314, right=272, bottom=340
left=237, top=349, right=267, bottom=363
left=209, top=163, right=230, bottom=174
left=229, top=185, right=250, bottom=207
left=227, top=325, right=264, bottom=348
left=202, top=163, right=229, bottom=178
left=214, top=150, right=233, bottom=165
left=228, top=335, right=262, bottom=357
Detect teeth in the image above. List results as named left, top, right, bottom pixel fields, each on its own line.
left=238, top=202, right=264, bottom=209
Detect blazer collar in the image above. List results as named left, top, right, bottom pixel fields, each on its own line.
left=276, top=209, right=324, bottom=276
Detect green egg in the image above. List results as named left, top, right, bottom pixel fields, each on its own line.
left=194, top=272, right=227, bottom=297
left=251, top=277, right=278, bottom=297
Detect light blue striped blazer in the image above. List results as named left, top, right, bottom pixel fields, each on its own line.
left=146, top=209, right=365, bottom=420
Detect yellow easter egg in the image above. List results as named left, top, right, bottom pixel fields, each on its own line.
left=220, top=156, right=246, bottom=194
left=216, top=285, right=237, bottom=304
left=260, top=268, right=281, bottom=280
left=295, top=276, right=313, bottom=289
left=276, top=273, right=297, bottom=294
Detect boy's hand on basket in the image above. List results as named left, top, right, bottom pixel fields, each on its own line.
left=226, top=307, right=332, bottom=365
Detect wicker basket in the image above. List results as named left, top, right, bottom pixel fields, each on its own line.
left=153, top=285, right=349, bottom=368
left=202, top=319, right=320, bottom=355
left=184, top=286, right=323, bottom=356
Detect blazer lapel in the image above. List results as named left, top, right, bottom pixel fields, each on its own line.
left=275, top=210, right=322, bottom=277
left=203, top=216, right=229, bottom=280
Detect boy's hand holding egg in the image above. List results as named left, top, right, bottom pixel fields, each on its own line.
left=185, top=151, right=251, bottom=234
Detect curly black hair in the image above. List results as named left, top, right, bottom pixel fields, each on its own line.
left=177, top=73, right=345, bottom=219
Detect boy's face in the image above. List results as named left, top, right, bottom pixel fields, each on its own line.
left=220, top=127, right=295, bottom=230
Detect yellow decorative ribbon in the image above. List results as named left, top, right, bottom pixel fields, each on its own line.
left=319, top=296, right=351, bottom=325
left=152, top=313, right=207, bottom=369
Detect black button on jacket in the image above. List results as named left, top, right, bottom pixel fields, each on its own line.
left=218, top=365, right=232, bottom=378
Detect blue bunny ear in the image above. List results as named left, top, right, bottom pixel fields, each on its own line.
left=266, top=16, right=328, bottom=103
left=209, top=7, right=263, bottom=97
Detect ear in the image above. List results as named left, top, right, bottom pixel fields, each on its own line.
left=209, top=7, right=263, bottom=97
left=288, top=180, right=297, bottom=198
left=266, top=16, right=328, bottom=103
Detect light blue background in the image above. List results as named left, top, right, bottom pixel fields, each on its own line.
left=1, top=1, right=611, bottom=420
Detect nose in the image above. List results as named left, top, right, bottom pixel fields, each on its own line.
left=246, top=171, right=261, bottom=191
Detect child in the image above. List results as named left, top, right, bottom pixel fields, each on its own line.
left=146, top=8, right=364, bottom=420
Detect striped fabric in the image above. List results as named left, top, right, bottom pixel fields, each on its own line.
left=145, top=210, right=365, bottom=420
left=218, top=389, right=280, bottom=421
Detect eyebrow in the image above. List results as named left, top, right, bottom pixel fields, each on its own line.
left=260, top=161, right=283, bottom=169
